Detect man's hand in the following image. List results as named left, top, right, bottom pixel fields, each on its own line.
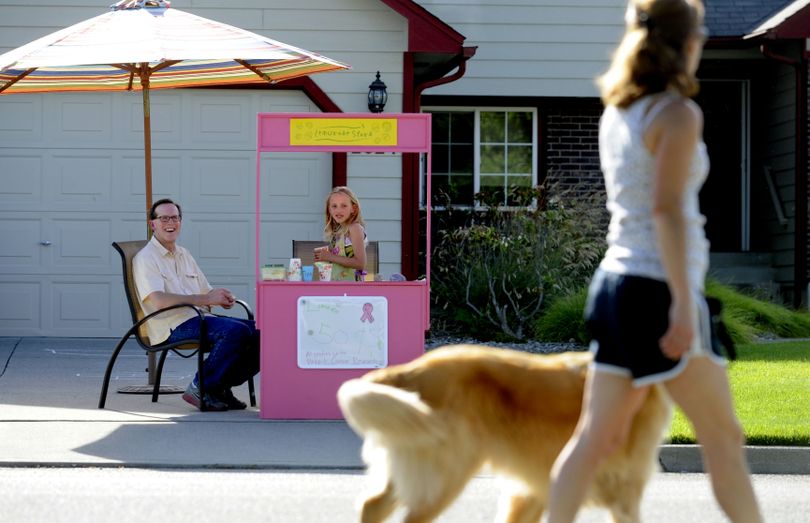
left=207, top=288, right=236, bottom=309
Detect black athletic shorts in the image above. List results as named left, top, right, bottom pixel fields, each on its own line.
left=584, top=269, right=725, bottom=387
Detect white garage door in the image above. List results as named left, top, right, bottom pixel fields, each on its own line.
left=0, top=89, right=332, bottom=337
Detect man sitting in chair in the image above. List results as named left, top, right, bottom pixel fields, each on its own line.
left=133, top=198, right=259, bottom=411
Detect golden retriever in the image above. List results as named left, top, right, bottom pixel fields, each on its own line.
left=338, top=345, right=672, bottom=523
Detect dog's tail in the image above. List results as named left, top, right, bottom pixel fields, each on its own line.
left=338, top=379, right=448, bottom=446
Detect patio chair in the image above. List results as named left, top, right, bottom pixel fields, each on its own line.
left=292, top=240, right=379, bottom=279
left=98, top=240, right=256, bottom=411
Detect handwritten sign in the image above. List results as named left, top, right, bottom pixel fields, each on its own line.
left=297, top=296, right=388, bottom=369
left=290, top=118, right=397, bottom=146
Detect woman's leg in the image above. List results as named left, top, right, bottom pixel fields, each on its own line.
left=546, top=370, right=649, bottom=523
left=664, top=357, right=763, bottom=523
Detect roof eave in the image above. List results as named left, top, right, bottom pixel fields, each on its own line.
left=746, top=1, right=810, bottom=40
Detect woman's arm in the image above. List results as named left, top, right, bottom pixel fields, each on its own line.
left=645, top=99, right=703, bottom=360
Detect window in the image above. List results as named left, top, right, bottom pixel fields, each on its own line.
left=423, top=108, right=537, bottom=207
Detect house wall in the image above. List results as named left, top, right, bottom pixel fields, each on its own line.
left=415, top=0, right=624, bottom=98
left=797, top=61, right=810, bottom=309
left=762, top=56, right=798, bottom=290
left=0, top=0, right=410, bottom=337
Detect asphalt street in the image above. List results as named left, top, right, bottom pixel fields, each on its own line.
left=1, top=468, right=808, bottom=522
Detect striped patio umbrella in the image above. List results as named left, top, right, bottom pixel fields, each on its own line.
left=0, top=0, right=350, bottom=393
left=0, top=0, right=350, bottom=217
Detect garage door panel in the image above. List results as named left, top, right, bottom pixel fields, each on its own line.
left=119, top=154, right=183, bottom=204
left=189, top=93, right=254, bottom=145
left=262, top=153, right=330, bottom=213
left=124, top=92, right=184, bottom=144
left=52, top=218, right=112, bottom=268
left=0, top=218, right=42, bottom=270
left=0, top=155, right=43, bottom=204
left=51, top=281, right=111, bottom=332
left=115, top=218, right=150, bottom=243
left=190, top=217, right=253, bottom=272
left=190, top=155, right=253, bottom=206
left=0, top=282, right=41, bottom=330
left=0, top=96, right=43, bottom=142
left=113, top=282, right=133, bottom=328
left=261, top=102, right=311, bottom=113
left=45, top=95, right=113, bottom=145
left=261, top=218, right=323, bottom=263
left=48, top=155, right=113, bottom=203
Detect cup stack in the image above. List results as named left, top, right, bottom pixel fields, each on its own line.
left=287, top=258, right=302, bottom=281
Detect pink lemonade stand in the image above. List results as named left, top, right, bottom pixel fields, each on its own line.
left=254, top=113, right=432, bottom=419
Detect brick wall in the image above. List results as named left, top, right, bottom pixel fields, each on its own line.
left=541, top=104, right=605, bottom=204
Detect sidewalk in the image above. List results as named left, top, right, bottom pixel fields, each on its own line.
left=1, top=337, right=808, bottom=474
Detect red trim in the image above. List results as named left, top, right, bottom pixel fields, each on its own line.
left=379, top=0, right=465, bottom=51
left=272, top=77, right=341, bottom=112
left=766, top=5, right=810, bottom=39
left=401, top=53, right=418, bottom=278
left=413, top=47, right=476, bottom=113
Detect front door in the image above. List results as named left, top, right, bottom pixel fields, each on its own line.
left=695, top=80, right=749, bottom=252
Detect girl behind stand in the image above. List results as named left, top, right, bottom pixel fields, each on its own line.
left=314, top=186, right=368, bottom=281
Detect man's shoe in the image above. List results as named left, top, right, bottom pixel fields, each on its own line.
left=182, top=381, right=228, bottom=411
left=216, top=388, right=247, bottom=410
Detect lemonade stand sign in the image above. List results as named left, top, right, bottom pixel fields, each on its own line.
left=297, top=296, right=388, bottom=369
left=290, top=118, right=397, bottom=146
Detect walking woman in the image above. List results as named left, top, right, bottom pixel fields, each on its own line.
left=546, top=1, right=763, bottom=522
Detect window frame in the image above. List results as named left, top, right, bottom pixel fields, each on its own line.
left=421, top=106, right=539, bottom=210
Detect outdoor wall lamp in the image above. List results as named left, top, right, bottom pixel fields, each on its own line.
left=367, top=71, right=388, bottom=113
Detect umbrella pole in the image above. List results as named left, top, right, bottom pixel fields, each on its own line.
left=118, top=70, right=184, bottom=396
left=142, top=77, right=159, bottom=387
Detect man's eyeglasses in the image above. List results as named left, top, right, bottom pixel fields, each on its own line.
left=154, top=215, right=182, bottom=224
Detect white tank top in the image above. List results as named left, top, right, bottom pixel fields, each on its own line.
left=598, top=92, right=710, bottom=291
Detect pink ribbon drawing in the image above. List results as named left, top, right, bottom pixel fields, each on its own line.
left=360, top=303, right=374, bottom=323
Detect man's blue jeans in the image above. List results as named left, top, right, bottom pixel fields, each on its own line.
left=166, top=315, right=259, bottom=391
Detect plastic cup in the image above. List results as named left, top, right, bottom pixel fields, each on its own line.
left=287, top=257, right=302, bottom=281
left=302, top=265, right=314, bottom=281
left=314, top=261, right=332, bottom=281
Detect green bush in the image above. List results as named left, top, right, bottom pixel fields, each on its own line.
left=430, top=185, right=604, bottom=341
left=533, top=287, right=590, bottom=344
left=705, top=280, right=810, bottom=343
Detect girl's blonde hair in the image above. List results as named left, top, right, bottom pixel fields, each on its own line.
left=323, top=186, right=365, bottom=240
left=598, top=0, right=705, bottom=108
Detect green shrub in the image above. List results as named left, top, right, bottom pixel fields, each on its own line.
left=533, top=287, right=590, bottom=344
left=705, top=280, right=810, bottom=342
left=430, top=185, right=604, bottom=341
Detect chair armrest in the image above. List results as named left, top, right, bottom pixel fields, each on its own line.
left=128, top=303, right=206, bottom=350
left=212, top=299, right=254, bottom=321
left=137, top=302, right=205, bottom=327
left=233, top=299, right=254, bottom=320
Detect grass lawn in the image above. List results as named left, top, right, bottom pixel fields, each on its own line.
left=668, top=340, right=810, bottom=446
